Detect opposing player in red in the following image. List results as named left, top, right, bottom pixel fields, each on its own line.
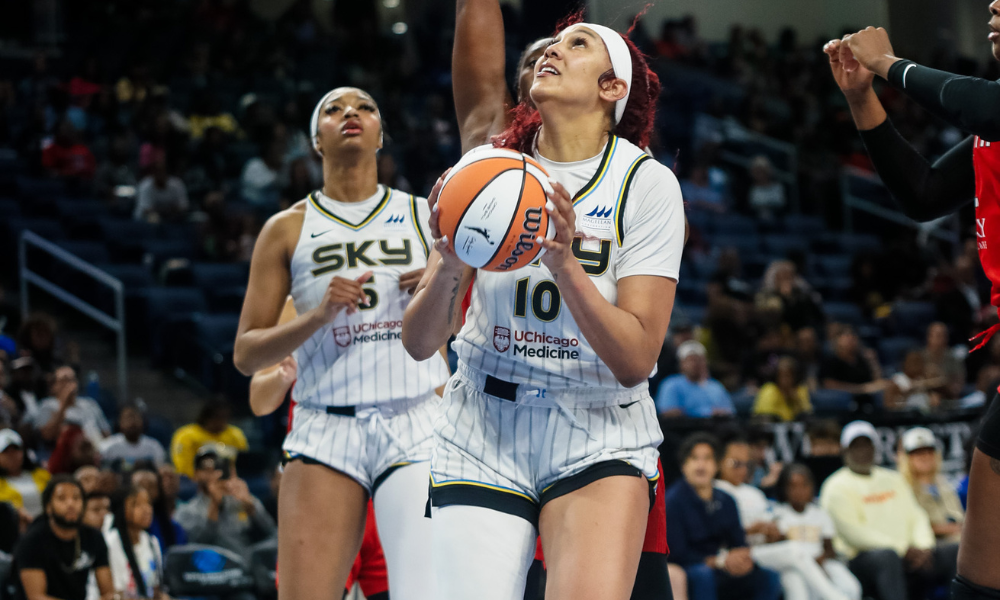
left=450, top=3, right=679, bottom=599
left=825, top=6, right=1000, bottom=600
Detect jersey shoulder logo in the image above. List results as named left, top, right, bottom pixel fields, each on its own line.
left=493, top=326, right=511, bottom=352
left=580, top=205, right=614, bottom=231
left=384, top=213, right=408, bottom=230
left=333, top=327, right=352, bottom=348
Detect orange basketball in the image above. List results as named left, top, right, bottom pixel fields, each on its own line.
left=437, top=147, right=554, bottom=272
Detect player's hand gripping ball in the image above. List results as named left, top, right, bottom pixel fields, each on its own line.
left=436, top=147, right=555, bottom=271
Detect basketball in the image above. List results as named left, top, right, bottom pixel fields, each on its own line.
left=437, top=147, right=554, bottom=271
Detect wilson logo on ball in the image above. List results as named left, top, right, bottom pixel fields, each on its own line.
left=437, top=147, right=554, bottom=272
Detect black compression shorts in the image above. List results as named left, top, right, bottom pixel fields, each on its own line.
left=952, top=576, right=1000, bottom=600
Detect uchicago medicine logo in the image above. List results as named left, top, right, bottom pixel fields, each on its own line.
left=493, top=326, right=511, bottom=352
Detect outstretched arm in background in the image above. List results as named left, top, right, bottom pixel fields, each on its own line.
left=454, top=0, right=513, bottom=153
left=824, top=37, right=975, bottom=223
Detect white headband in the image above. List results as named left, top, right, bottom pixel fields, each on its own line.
left=578, top=23, right=632, bottom=125
left=309, top=89, right=382, bottom=155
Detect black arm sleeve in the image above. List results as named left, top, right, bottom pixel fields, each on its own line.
left=887, top=60, right=1000, bottom=142
left=857, top=119, right=975, bottom=222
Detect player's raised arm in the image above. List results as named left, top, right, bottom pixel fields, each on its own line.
left=824, top=37, right=976, bottom=222
left=453, top=0, right=513, bottom=153
left=843, top=26, right=1000, bottom=141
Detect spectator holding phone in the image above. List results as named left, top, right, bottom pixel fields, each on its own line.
left=174, top=445, right=275, bottom=560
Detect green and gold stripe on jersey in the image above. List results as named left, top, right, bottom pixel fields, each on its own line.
left=308, top=186, right=393, bottom=230
left=572, top=134, right=619, bottom=206
left=408, top=194, right=430, bottom=257
left=614, top=153, right=652, bottom=247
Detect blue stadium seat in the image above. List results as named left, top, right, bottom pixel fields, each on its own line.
left=5, top=218, right=67, bottom=271
left=138, top=239, right=197, bottom=268
left=839, top=234, right=881, bottom=255
left=878, top=336, right=921, bottom=368
left=194, top=313, right=240, bottom=354
left=782, top=214, right=825, bottom=235
left=16, top=176, right=66, bottom=200
left=815, top=255, right=853, bottom=278
left=207, top=285, right=247, bottom=314
left=712, top=215, right=759, bottom=236
left=144, top=413, right=175, bottom=451
left=685, top=210, right=715, bottom=234
left=823, top=302, right=865, bottom=326
left=55, top=199, right=110, bottom=240
left=813, top=277, right=853, bottom=302
left=811, top=389, right=854, bottom=415
left=98, top=264, right=156, bottom=290
left=55, top=241, right=111, bottom=265
left=890, top=301, right=937, bottom=338
left=731, top=389, right=755, bottom=417
left=97, top=217, right=158, bottom=243
left=190, top=262, right=250, bottom=289
left=763, top=235, right=809, bottom=257
left=185, top=313, right=241, bottom=389
left=6, top=217, right=66, bottom=242
left=712, top=234, right=761, bottom=254
left=676, top=280, right=709, bottom=306
left=0, top=199, right=20, bottom=218
left=690, top=255, right=719, bottom=280
left=146, top=287, right=208, bottom=364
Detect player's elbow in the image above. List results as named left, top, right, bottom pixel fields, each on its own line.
left=233, top=341, right=255, bottom=377
left=401, top=329, right=436, bottom=362
left=613, top=365, right=653, bottom=390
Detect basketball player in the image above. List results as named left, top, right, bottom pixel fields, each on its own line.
left=403, top=14, right=685, bottom=600
left=248, top=304, right=390, bottom=600
left=233, top=87, right=449, bottom=600
left=451, top=3, right=675, bottom=599
left=824, top=10, right=1000, bottom=600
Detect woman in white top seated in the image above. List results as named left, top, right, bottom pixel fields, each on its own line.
left=104, top=484, right=169, bottom=599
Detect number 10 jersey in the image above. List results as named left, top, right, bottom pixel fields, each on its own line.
left=452, top=136, right=686, bottom=397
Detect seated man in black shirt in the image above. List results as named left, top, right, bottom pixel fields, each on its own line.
left=14, top=475, right=114, bottom=600
left=819, top=326, right=888, bottom=411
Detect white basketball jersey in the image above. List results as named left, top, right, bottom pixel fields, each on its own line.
left=290, top=186, right=450, bottom=406
left=453, top=135, right=686, bottom=393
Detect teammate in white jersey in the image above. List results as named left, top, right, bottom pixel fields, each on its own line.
left=233, top=87, right=449, bottom=600
left=403, top=15, right=685, bottom=600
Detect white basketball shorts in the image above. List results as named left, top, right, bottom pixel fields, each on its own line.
left=283, top=392, right=440, bottom=494
left=429, top=363, right=662, bottom=526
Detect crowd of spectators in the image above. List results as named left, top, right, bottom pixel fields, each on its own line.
left=666, top=419, right=967, bottom=600
left=0, top=310, right=276, bottom=599
left=1, top=1, right=999, bottom=599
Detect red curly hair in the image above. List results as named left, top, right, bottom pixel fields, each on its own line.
left=493, top=13, right=660, bottom=153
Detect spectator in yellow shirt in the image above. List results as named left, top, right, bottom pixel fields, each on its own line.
left=819, top=421, right=957, bottom=600
left=0, top=429, right=51, bottom=521
left=753, top=356, right=813, bottom=422
left=170, top=401, right=248, bottom=478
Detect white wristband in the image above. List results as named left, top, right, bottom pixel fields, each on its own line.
left=716, top=549, right=729, bottom=566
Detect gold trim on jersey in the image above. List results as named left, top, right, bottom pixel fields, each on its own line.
left=572, top=135, right=618, bottom=205
left=408, top=194, right=430, bottom=257
left=614, top=154, right=651, bottom=247
left=429, top=473, right=535, bottom=503
left=308, top=186, right=393, bottom=230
